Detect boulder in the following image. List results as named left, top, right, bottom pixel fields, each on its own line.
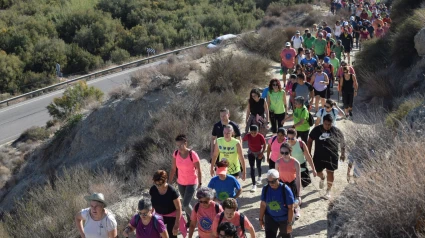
left=406, top=102, right=425, bottom=132
left=414, top=27, right=425, bottom=57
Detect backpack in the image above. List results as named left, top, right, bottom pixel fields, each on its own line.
left=173, top=150, right=193, bottom=178
left=319, top=108, right=336, bottom=118
left=302, top=107, right=314, bottom=127
left=218, top=212, right=245, bottom=236
left=194, top=202, right=220, bottom=213
left=263, top=184, right=287, bottom=208
left=135, top=214, right=160, bottom=232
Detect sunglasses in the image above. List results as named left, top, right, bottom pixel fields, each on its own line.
left=154, top=181, right=165, bottom=187
left=280, top=151, right=290, bottom=155
left=272, top=84, right=278, bottom=86
left=139, top=211, right=149, bottom=217
left=287, top=137, right=296, bottom=140
left=199, top=200, right=209, bottom=204
left=268, top=179, right=279, bottom=184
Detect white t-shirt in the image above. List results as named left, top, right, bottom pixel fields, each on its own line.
left=81, top=208, right=117, bottom=238
left=316, top=108, right=338, bottom=126
left=291, top=36, right=304, bottom=49
left=334, top=25, right=342, bottom=37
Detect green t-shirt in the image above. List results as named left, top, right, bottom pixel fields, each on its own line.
left=293, top=106, right=310, bottom=132
left=329, top=58, right=340, bottom=75
left=304, top=36, right=316, bottom=49
left=313, top=39, right=327, bottom=55
left=268, top=90, right=286, bottom=114
left=331, top=45, right=344, bottom=60
left=217, top=137, right=240, bottom=174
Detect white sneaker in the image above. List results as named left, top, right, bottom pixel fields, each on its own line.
left=323, top=190, right=331, bottom=200
left=256, top=177, right=262, bottom=185
left=250, top=185, right=257, bottom=192
left=319, top=176, right=326, bottom=189
left=295, top=208, right=301, bottom=220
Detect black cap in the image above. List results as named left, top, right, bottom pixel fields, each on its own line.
left=250, top=125, right=258, bottom=131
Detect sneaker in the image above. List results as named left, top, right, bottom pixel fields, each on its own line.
left=250, top=185, right=257, bottom=192
left=319, top=176, right=326, bottom=189
left=349, top=111, right=353, bottom=117
left=295, top=208, right=301, bottom=220
left=256, top=177, right=262, bottom=185
left=323, top=190, right=331, bottom=200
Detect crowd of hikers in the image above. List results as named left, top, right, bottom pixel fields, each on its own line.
left=74, top=1, right=391, bottom=237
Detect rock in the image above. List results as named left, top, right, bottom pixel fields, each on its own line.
left=414, top=27, right=425, bottom=57
left=406, top=102, right=425, bottom=133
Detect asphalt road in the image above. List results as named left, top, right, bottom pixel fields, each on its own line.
left=0, top=61, right=164, bottom=146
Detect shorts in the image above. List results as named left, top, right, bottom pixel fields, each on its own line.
left=230, top=171, right=240, bottom=177
left=342, top=92, right=354, bottom=108
left=314, top=88, right=327, bottom=98
left=281, top=65, right=293, bottom=74
left=313, top=155, right=339, bottom=172
left=317, top=54, right=325, bottom=60
left=344, top=47, right=351, bottom=53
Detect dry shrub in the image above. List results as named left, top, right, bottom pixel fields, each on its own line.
left=2, top=167, right=124, bottom=237
left=385, top=95, right=424, bottom=128
left=186, top=47, right=209, bottom=60
left=203, top=52, right=270, bottom=95
left=260, top=3, right=314, bottom=28
left=129, top=68, right=158, bottom=88
left=12, top=126, right=50, bottom=145
left=328, top=111, right=425, bottom=237
left=108, top=84, right=133, bottom=100
left=157, top=62, right=191, bottom=81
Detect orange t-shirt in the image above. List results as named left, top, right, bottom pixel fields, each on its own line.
left=190, top=201, right=224, bottom=238
left=280, top=48, right=297, bottom=69
left=276, top=157, right=297, bottom=182
left=211, top=212, right=254, bottom=238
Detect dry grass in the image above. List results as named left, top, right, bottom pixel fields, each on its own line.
left=108, top=84, right=133, bottom=100
left=328, top=111, right=425, bottom=237
left=260, top=3, right=314, bottom=28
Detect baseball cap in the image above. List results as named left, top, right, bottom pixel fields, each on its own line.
left=324, top=57, right=330, bottom=64
left=285, top=42, right=291, bottom=47
left=350, top=16, right=355, bottom=21
left=358, top=21, right=362, bottom=25
left=296, top=30, right=300, bottom=34
left=326, top=33, right=331, bottom=38
left=344, top=22, right=349, bottom=26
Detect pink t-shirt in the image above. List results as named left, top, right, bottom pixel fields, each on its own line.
left=174, top=150, right=200, bottom=185
left=211, top=212, right=254, bottom=238
left=268, top=137, right=287, bottom=162
left=280, top=48, right=297, bottom=69
left=190, top=201, right=224, bottom=238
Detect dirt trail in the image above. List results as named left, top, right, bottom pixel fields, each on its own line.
left=185, top=42, right=359, bottom=237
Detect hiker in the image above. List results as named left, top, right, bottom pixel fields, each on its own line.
left=336, top=60, right=355, bottom=80
left=364, top=21, right=375, bottom=38
left=339, top=29, right=353, bottom=64
left=245, top=88, right=269, bottom=136
left=310, top=65, right=330, bottom=112
left=243, top=125, right=266, bottom=192
left=329, top=52, right=340, bottom=77
left=322, top=57, right=335, bottom=93
left=315, top=99, right=345, bottom=126
left=291, top=31, right=304, bottom=50
left=334, top=20, right=343, bottom=40
left=295, top=47, right=305, bottom=65
left=283, top=96, right=311, bottom=144
left=211, top=198, right=256, bottom=238
left=280, top=42, right=297, bottom=86
left=300, top=49, right=317, bottom=83
left=208, top=159, right=242, bottom=203
left=75, top=193, right=118, bottom=238
left=325, top=33, right=335, bottom=57
left=211, top=125, right=246, bottom=180
left=303, top=33, right=316, bottom=50
left=275, top=143, right=301, bottom=219
left=211, top=108, right=242, bottom=158
left=286, top=128, right=317, bottom=190
left=312, top=33, right=327, bottom=63
left=150, top=170, right=184, bottom=238
left=188, top=187, right=224, bottom=238
left=169, top=134, right=202, bottom=227
left=308, top=114, right=346, bottom=199
left=286, top=74, right=297, bottom=110
left=267, top=127, right=287, bottom=170
left=267, top=79, right=288, bottom=135
left=123, top=198, right=168, bottom=238
left=291, top=74, right=314, bottom=110
left=375, top=24, right=385, bottom=38
left=259, top=169, right=294, bottom=238
left=217, top=222, right=238, bottom=238
left=331, top=39, right=344, bottom=61
left=339, top=66, right=358, bottom=119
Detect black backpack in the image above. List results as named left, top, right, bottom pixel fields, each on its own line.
left=218, top=212, right=246, bottom=236
left=302, top=107, right=314, bottom=127
left=194, top=202, right=220, bottom=213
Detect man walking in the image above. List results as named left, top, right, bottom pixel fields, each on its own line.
left=211, top=108, right=242, bottom=158
left=280, top=42, right=297, bottom=87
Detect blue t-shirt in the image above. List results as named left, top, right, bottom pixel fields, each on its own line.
left=300, top=58, right=318, bottom=67
left=208, top=175, right=241, bottom=202
left=262, top=87, right=269, bottom=99
left=260, top=183, right=295, bottom=221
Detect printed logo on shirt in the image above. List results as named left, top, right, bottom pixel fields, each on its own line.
left=268, top=201, right=282, bottom=212
left=285, top=53, right=292, bottom=60
left=319, top=132, right=331, bottom=141
left=199, top=217, right=213, bottom=231
left=219, top=145, right=223, bottom=150
left=218, top=191, right=230, bottom=201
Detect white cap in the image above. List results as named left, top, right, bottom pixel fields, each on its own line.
left=326, top=33, right=332, bottom=38
left=267, top=169, right=279, bottom=179
left=344, top=22, right=349, bottom=26
left=285, top=42, right=291, bottom=47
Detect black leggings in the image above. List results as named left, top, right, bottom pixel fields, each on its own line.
left=248, top=153, right=263, bottom=185
left=163, top=216, right=177, bottom=238
left=271, top=113, right=286, bottom=133
left=297, top=130, right=309, bottom=144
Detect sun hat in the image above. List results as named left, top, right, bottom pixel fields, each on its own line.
left=285, top=42, right=291, bottom=47
left=85, top=193, right=107, bottom=207
left=217, top=166, right=228, bottom=175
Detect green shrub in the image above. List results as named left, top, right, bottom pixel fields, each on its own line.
left=64, top=44, right=103, bottom=74
left=47, top=81, right=104, bottom=121
left=385, top=96, right=423, bottom=128
left=0, top=53, right=24, bottom=94
left=110, top=48, right=130, bottom=64
left=30, top=38, right=67, bottom=74
left=17, top=127, right=50, bottom=143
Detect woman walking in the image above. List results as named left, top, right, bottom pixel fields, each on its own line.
left=266, top=127, right=287, bottom=170
left=150, top=170, right=185, bottom=238
left=169, top=134, right=202, bottom=227
left=267, top=79, right=288, bottom=135
left=339, top=66, right=358, bottom=119
left=315, top=99, right=345, bottom=126
left=283, top=96, right=311, bottom=144
left=245, top=88, right=269, bottom=136
left=310, top=65, right=329, bottom=112
left=75, top=193, right=118, bottom=238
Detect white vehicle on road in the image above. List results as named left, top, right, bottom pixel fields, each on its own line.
left=207, top=34, right=237, bottom=48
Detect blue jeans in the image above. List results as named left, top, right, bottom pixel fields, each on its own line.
left=178, top=184, right=197, bottom=222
